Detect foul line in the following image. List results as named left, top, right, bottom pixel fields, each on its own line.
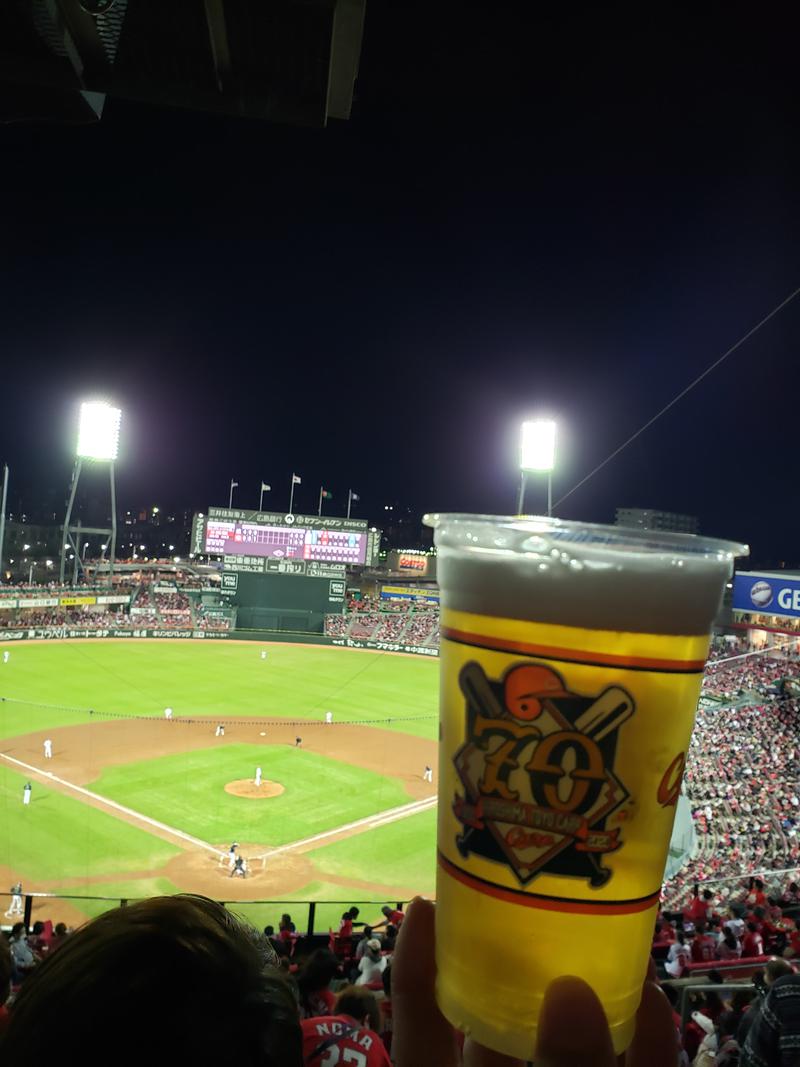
left=0, top=751, right=438, bottom=864
left=0, top=752, right=223, bottom=856
left=261, top=795, right=438, bottom=860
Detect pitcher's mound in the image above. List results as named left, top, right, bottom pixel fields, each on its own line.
left=225, top=779, right=284, bottom=799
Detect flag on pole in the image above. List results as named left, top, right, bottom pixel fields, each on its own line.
left=321, top=489, right=333, bottom=500
left=350, top=491, right=360, bottom=502
left=261, top=482, right=271, bottom=492
left=231, top=480, right=239, bottom=489
left=292, top=474, right=302, bottom=485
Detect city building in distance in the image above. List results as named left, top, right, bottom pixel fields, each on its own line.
left=614, top=508, right=698, bottom=535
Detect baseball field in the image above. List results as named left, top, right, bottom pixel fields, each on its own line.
left=0, top=639, right=439, bottom=930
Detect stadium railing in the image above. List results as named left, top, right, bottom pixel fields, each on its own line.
left=0, top=892, right=412, bottom=938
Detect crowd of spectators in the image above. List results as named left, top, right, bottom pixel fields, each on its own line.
left=663, top=645, right=800, bottom=909
left=325, top=606, right=439, bottom=645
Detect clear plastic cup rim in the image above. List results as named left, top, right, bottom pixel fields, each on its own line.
left=423, top=513, right=748, bottom=562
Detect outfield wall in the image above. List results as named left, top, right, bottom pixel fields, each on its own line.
left=0, top=626, right=440, bottom=657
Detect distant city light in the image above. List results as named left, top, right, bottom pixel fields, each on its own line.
left=173, top=556, right=181, bottom=563
left=520, top=419, right=556, bottom=472
left=76, top=402, right=121, bottom=461
left=169, top=544, right=174, bottom=551
left=22, top=543, right=30, bottom=551
left=153, top=506, right=160, bottom=514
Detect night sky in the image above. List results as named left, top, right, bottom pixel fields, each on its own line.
left=0, top=6, right=797, bottom=563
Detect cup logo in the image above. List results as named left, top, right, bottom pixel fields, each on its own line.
left=452, top=662, right=634, bottom=888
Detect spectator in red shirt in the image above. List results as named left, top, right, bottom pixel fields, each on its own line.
left=302, top=986, right=391, bottom=1067
left=653, top=920, right=675, bottom=945
left=691, top=923, right=717, bottom=963
left=297, top=949, right=341, bottom=1019
left=742, top=921, right=765, bottom=958
left=339, top=912, right=354, bottom=938
left=377, top=905, right=404, bottom=929
left=746, top=877, right=768, bottom=909
left=685, top=884, right=709, bottom=926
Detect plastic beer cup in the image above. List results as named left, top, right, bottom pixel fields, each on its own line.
left=426, top=514, right=747, bottom=1058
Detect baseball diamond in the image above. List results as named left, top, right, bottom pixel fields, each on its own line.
left=0, top=639, right=439, bottom=929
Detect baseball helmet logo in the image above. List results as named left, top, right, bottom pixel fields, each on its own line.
left=504, top=665, right=572, bottom=721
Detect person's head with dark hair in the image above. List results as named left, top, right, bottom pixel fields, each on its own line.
left=0, top=895, right=301, bottom=1066
left=53, top=923, right=67, bottom=937
left=696, top=922, right=706, bottom=935
left=755, top=878, right=765, bottom=891
left=334, top=986, right=382, bottom=1031
left=754, top=907, right=767, bottom=921
left=361, top=925, right=372, bottom=940
left=264, top=925, right=275, bottom=937
left=748, top=921, right=759, bottom=933
left=10, top=923, right=25, bottom=942
left=765, top=958, right=794, bottom=986
left=31, top=922, right=44, bottom=936
left=723, top=932, right=739, bottom=951
left=703, top=889, right=714, bottom=902
left=347, top=907, right=360, bottom=921
left=0, top=937, right=11, bottom=1009
left=296, top=949, right=340, bottom=1010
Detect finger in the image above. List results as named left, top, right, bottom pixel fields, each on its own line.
left=463, top=1039, right=525, bottom=1067
left=535, top=976, right=617, bottom=1067
left=625, top=981, right=678, bottom=1067
left=391, top=897, right=460, bottom=1067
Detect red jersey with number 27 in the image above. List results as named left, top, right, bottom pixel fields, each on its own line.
left=302, top=1015, right=391, bottom=1067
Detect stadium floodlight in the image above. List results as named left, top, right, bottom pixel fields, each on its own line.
left=76, top=402, right=121, bottom=461
left=518, top=419, right=557, bottom=516
left=62, top=400, right=121, bottom=584
left=520, top=419, right=556, bottom=472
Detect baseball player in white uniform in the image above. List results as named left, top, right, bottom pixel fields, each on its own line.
left=5, top=882, right=23, bottom=917
left=2, top=650, right=9, bottom=664
left=261, top=650, right=267, bottom=660
left=227, top=842, right=239, bottom=869
left=215, top=723, right=225, bottom=737
left=43, top=739, right=53, bottom=759
left=423, top=765, right=433, bottom=783
left=23, top=782, right=32, bottom=805
left=325, top=711, right=333, bottom=725
left=255, top=766, right=263, bottom=787
left=164, top=707, right=173, bottom=720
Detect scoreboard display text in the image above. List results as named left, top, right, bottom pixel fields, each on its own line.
left=193, top=508, right=373, bottom=567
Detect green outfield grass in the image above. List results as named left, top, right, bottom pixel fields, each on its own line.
left=0, top=640, right=439, bottom=905
left=0, top=762, right=181, bottom=881
left=0, top=640, right=437, bottom=738
left=90, top=744, right=412, bottom=846
left=306, top=806, right=437, bottom=889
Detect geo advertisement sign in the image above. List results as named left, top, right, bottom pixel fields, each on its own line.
left=732, top=572, right=800, bottom=620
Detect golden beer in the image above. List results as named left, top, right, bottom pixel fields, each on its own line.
left=427, top=514, right=746, bottom=1058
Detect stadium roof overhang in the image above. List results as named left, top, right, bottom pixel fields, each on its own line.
left=0, top=0, right=365, bottom=126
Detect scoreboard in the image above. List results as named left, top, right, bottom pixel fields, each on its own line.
left=191, top=508, right=379, bottom=571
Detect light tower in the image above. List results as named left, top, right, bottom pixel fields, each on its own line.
left=517, top=419, right=556, bottom=516
left=60, top=401, right=121, bottom=585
